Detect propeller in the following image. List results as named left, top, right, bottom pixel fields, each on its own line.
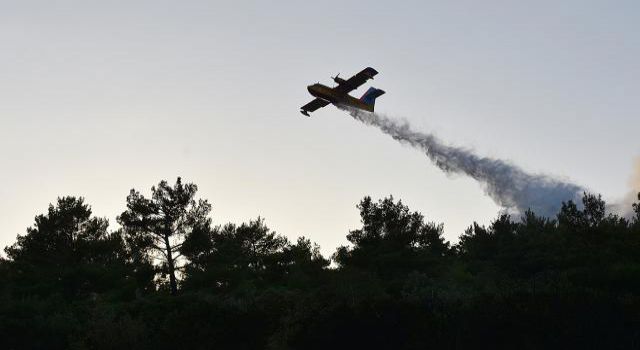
left=332, top=73, right=346, bottom=85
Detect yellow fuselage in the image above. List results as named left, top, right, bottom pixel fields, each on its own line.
left=307, top=84, right=374, bottom=112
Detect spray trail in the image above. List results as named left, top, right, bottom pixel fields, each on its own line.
left=343, top=107, right=584, bottom=217
left=608, top=158, right=640, bottom=219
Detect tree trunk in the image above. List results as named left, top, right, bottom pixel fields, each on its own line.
left=164, top=235, right=178, bottom=296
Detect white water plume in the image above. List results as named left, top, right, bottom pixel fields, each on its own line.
left=343, top=107, right=585, bottom=217
left=607, top=158, right=640, bottom=219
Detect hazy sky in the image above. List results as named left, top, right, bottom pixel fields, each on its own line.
left=1, top=0, right=639, bottom=255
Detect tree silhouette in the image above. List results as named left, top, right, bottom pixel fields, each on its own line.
left=334, top=196, right=449, bottom=287
left=118, top=178, right=211, bottom=295
left=4, top=197, right=129, bottom=299
left=632, top=192, right=640, bottom=225
left=182, top=218, right=297, bottom=293
left=3, top=185, right=640, bottom=349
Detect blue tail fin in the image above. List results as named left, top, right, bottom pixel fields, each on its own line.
left=360, top=87, right=386, bottom=110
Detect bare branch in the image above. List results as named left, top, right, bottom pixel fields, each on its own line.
left=172, top=253, right=184, bottom=262
left=150, top=244, right=169, bottom=257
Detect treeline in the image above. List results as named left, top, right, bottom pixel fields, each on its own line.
left=1, top=178, right=640, bottom=349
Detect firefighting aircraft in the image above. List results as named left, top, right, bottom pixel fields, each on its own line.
left=300, top=67, right=385, bottom=117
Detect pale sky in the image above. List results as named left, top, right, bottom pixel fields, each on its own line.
left=1, top=0, right=639, bottom=256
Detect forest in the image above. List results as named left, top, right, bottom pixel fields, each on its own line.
left=1, top=178, right=640, bottom=349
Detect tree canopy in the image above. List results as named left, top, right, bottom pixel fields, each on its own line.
left=1, top=180, right=640, bottom=349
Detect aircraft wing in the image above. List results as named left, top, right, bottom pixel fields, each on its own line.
left=335, top=67, right=379, bottom=94
left=300, top=98, right=330, bottom=116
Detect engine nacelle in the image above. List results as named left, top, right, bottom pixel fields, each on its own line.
left=333, top=76, right=347, bottom=85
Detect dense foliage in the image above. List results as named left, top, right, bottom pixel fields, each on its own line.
left=1, top=179, right=640, bottom=349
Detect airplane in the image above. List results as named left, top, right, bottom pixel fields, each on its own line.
left=300, top=67, right=385, bottom=117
